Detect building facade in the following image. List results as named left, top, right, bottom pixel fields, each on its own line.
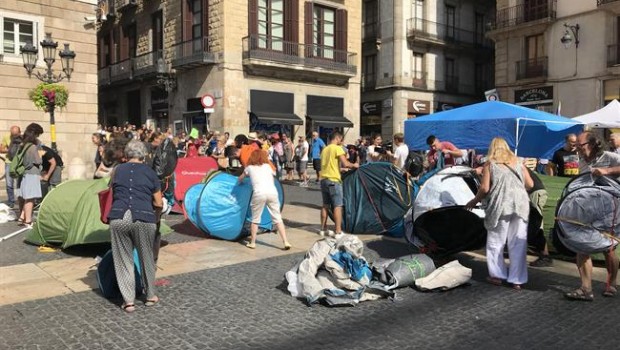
left=98, top=0, right=361, bottom=141
left=361, top=0, right=495, bottom=139
left=488, top=0, right=620, bottom=117
left=0, top=0, right=99, bottom=179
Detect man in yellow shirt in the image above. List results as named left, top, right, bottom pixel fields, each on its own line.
left=319, top=131, right=358, bottom=237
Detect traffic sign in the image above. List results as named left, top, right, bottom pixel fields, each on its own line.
left=201, top=94, right=216, bottom=108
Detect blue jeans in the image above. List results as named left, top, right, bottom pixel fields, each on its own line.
left=320, top=179, right=343, bottom=208
left=4, top=163, right=14, bottom=206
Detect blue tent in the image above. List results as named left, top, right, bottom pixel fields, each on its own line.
left=404, top=101, right=583, bottom=159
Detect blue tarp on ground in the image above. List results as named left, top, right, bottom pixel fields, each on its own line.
left=184, top=172, right=284, bottom=241
left=404, top=101, right=583, bottom=159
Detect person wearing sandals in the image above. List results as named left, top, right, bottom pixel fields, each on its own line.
left=466, top=137, right=533, bottom=290
left=238, top=149, right=291, bottom=250
left=108, top=140, right=164, bottom=312
left=16, top=123, right=44, bottom=228
left=564, top=131, right=620, bottom=301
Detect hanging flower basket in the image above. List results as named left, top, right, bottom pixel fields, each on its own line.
left=29, top=83, right=69, bottom=111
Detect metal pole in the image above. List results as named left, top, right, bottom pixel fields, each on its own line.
left=49, top=101, right=57, bottom=151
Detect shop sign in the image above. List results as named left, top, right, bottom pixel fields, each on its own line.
left=515, top=86, right=553, bottom=106
left=407, top=99, right=431, bottom=114
left=361, top=101, right=381, bottom=116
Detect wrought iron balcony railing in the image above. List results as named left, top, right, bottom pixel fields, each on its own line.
left=412, top=71, right=427, bottom=89
left=406, top=18, right=493, bottom=48
left=133, top=50, right=163, bottom=77
left=492, top=0, right=556, bottom=30
left=98, top=66, right=111, bottom=85
left=171, top=36, right=215, bottom=69
left=110, top=58, right=133, bottom=82
left=516, top=57, right=548, bottom=80
left=242, top=35, right=357, bottom=75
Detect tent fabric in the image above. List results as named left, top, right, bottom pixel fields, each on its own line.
left=183, top=172, right=284, bottom=241
left=25, top=179, right=172, bottom=248
left=404, top=101, right=583, bottom=159
left=554, top=173, right=620, bottom=255
left=574, top=99, right=620, bottom=128
left=340, top=163, right=414, bottom=235
left=96, top=249, right=143, bottom=299
left=172, top=156, right=219, bottom=213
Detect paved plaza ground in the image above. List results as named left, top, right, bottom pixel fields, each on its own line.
left=0, top=181, right=617, bottom=350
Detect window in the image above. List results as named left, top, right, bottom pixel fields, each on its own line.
left=474, top=13, right=484, bottom=45
left=363, top=0, right=378, bottom=41
left=445, top=5, right=455, bottom=39
left=445, top=58, right=457, bottom=92
left=182, top=0, right=208, bottom=51
left=526, top=34, right=544, bottom=60
left=126, top=24, right=137, bottom=58
left=412, top=53, right=425, bottom=88
left=313, top=5, right=335, bottom=58
left=363, top=54, right=376, bottom=88
left=258, top=0, right=284, bottom=49
left=152, top=11, right=163, bottom=52
left=474, top=63, right=486, bottom=92
left=412, top=0, right=424, bottom=30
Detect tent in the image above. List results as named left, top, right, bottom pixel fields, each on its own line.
left=404, top=101, right=583, bottom=159
left=172, top=156, right=219, bottom=213
left=184, top=172, right=284, bottom=241
left=340, top=163, right=415, bottom=236
left=25, top=179, right=172, bottom=249
left=574, top=99, right=620, bottom=128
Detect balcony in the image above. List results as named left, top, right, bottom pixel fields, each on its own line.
left=406, top=18, right=493, bottom=50
left=170, top=37, right=216, bottom=70
left=362, top=76, right=376, bottom=91
left=116, top=0, right=137, bottom=11
left=133, top=50, right=163, bottom=78
left=445, top=75, right=459, bottom=93
left=601, top=0, right=620, bottom=14
left=608, top=45, right=620, bottom=67
left=242, top=35, right=357, bottom=85
left=98, top=66, right=111, bottom=85
left=491, top=0, right=556, bottom=30
left=516, top=57, right=548, bottom=80
left=110, top=58, right=133, bottom=82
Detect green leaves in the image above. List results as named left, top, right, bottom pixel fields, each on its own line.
left=29, top=83, right=69, bottom=110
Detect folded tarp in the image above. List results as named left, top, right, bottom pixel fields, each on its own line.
left=184, top=172, right=284, bottom=241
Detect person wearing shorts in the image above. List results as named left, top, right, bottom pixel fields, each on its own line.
left=310, top=131, right=325, bottom=182
left=319, top=132, right=358, bottom=237
left=238, top=149, right=291, bottom=250
left=296, top=136, right=309, bottom=186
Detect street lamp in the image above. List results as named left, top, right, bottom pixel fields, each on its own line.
left=20, top=32, right=76, bottom=151
left=560, top=23, right=580, bottom=49
left=156, top=57, right=177, bottom=92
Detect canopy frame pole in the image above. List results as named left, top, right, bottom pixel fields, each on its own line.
left=515, top=118, right=520, bottom=156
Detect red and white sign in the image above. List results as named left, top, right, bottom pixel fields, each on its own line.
left=201, top=94, right=216, bottom=113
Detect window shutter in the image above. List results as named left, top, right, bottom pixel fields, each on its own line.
left=304, top=1, right=313, bottom=57
left=183, top=0, right=192, bottom=41
left=98, top=35, right=105, bottom=68
left=335, top=8, right=347, bottom=62
left=284, top=0, right=299, bottom=43
left=249, top=0, right=258, bottom=36
left=120, top=26, right=128, bottom=60
left=203, top=0, right=209, bottom=39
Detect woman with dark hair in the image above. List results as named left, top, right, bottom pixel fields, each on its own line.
left=16, top=123, right=44, bottom=227
left=108, top=140, right=163, bottom=313
left=237, top=149, right=290, bottom=250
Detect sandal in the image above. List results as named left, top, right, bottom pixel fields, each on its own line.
left=564, top=287, right=594, bottom=301
left=121, top=303, right=136, bottom=313
left=486, top=276, right=502, bottom=286
left=512, top=284, right=522, bottom=291
left=246, top=242, right=256, bottom=249
left=283, top=242, right=292, bottom=251
left=603, top=285, right=617, bottom=298
left=145, top=297, right=160, bottom=306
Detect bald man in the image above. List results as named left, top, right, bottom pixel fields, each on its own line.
left=1, top=126, right=22, bottom=208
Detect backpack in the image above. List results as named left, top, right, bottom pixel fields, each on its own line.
left=6, top=136, right=22, bottom=161
left=404, top=151, right=425, bottom=177
left=9, top=143, right=33, bottom=178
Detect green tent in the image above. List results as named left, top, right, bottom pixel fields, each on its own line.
left=25, top=178, right=171, bottom=248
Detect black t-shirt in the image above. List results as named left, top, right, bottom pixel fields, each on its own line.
left=41, top=145, right=63, bottom=172
left=552, top=148, right=579, bottom=177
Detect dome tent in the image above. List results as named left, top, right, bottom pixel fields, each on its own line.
left=183, top=172, right=284, bottom=241
left=25, top=179, right=172, bottom=249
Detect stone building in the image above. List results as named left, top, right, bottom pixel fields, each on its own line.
left=98, top=0, right=361, bottom=141
left=360, top=0, right=495, bottom=139
left=0, top=0, right=99, bottom=179
left=488, top=0, right=620, bottom=117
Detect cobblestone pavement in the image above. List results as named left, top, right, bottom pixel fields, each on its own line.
left=1, top=238, right=616, bottom=350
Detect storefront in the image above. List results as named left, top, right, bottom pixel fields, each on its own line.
left=360, top=100, right=382, bottom=137
left=150, top=87, right=169, bottom=131
left=183, top=98, right=208, bottom=135
left=514, top=86, right=554, bottom=112
left=249, top=90, right=303, bottom=136
left=306, top=95, right=353, bottom=140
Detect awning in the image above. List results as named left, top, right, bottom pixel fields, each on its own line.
left=250, top=112, right=303, bottom=125
left=307, top=115, right=353, bottom=128
left=182, top=110, right=205, bottom=118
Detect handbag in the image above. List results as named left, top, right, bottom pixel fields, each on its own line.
left=98, top=171, right=115, bottom=224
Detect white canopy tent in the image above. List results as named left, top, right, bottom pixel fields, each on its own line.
left=574, top=99, right=620, bottom=128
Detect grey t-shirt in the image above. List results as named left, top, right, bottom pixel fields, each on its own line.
left=579, top=151, right=620, bottom=180
left=23, top=143, right=42, bottom=175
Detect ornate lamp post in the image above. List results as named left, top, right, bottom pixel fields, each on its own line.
left=20, top=32, right=76, bottom=151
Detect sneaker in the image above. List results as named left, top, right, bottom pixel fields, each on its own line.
left=530, top=256, right=553, bottom=267
left=319, top=230, right=335, bottom=237
left=300, top=182, right=309, bottom=188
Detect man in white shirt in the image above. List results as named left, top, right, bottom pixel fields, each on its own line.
left=390, top=133, right=409, bottom=170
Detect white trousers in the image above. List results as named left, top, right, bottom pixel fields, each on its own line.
left=486, top=214, right=528, bottom=285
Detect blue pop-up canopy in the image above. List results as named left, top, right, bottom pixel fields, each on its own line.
left=404, top=101, right=583, bottom=159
